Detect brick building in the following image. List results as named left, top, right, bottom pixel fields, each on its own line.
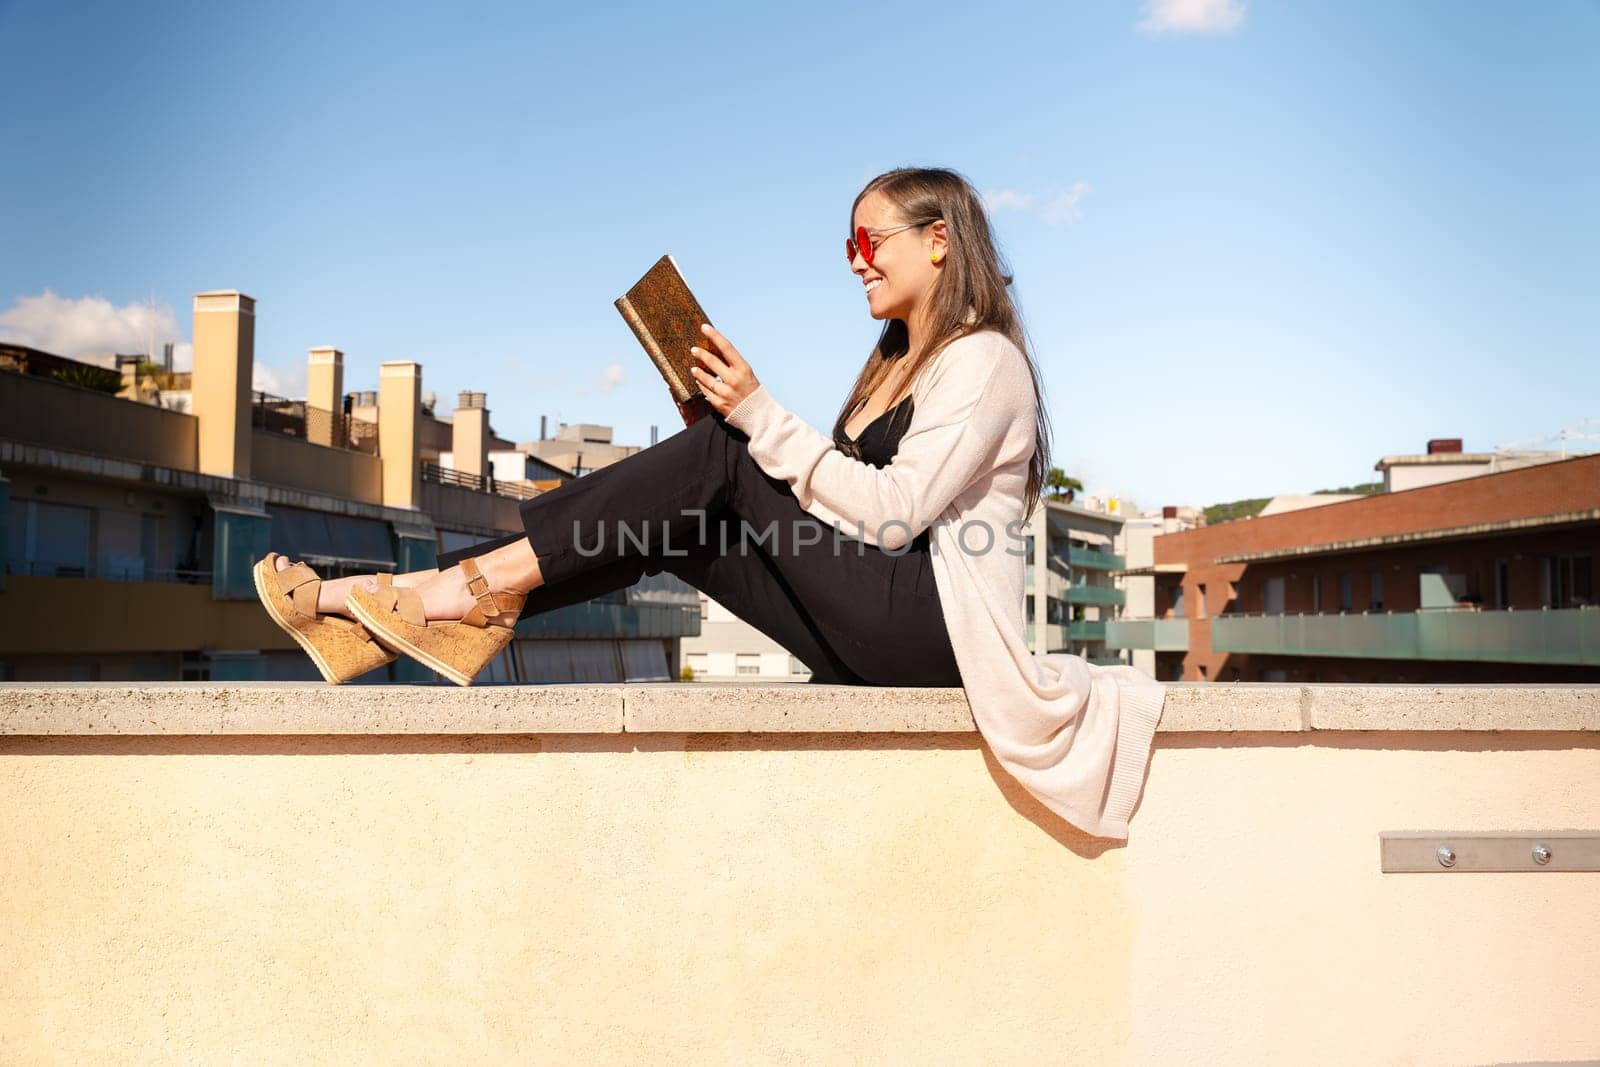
left=1107, top=451, right=1598, bottom=683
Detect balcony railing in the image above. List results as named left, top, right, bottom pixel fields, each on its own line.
left=1068, top=620, right=1107, bottom=642
left=422, top=462, right=541, bottom=502
left=1067, top=545, right=1126, bottom=570
left=4, top=560, right=211, bottom=584
left=1104, top=618, right=1190, bottom=652
left=514, top=600, right=702, bottom=640
left=1211, top=606, right=1600, bottom=665
left=1065, top=584, right=1126, bottom=608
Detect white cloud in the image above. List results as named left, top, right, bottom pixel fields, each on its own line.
left=577, top=362, right=626, bottom=395
left=1137, top=0, right=1245, bottom=34
left=0, top=290, right=185, bottom=365
left=984, top=189, right=1037, bottom=212
left=983, top=181, right=1092, bottom=226
left=1039, top=182, right=1092, bottom=226
left=0, top=289, right=304, bottom=398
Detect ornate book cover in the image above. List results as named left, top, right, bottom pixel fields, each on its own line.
left=615, top=254, right=716, bottom=427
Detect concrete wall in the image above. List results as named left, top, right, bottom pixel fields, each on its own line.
left=0, top=369, right=197, bottom=470
left=251, top=428, right=383, bottom=504
left=1, top=683, right=1596, bottom=1064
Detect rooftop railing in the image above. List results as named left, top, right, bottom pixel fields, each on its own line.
left=250, top=391, right=377, bottom=454
left=422, top=461, right=541, bottom=502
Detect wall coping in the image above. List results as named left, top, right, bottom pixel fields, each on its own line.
left=1, top=682, right=1597, bottom=736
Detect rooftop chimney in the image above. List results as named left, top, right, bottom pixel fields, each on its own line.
left=378, top=361, right=423, bottom=508
left=452, top=391, right=490, bottom=479
left=192, top=290, right=256, bottom=479
left=306, top=347, right=344, bottom=447
left=1426, top=438, right=1463, bottom=455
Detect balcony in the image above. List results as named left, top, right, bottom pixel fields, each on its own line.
left=1068, top=619, right=1107, bottom=642
left=1065, top=584, right=1126, bottom=608
left=1067, top=545, right=1126, bottom=570
left=1211, top=606, right=1600, bottom=665
left=1104, top=617, right=1190, bottom=652
left=1, top=682, right=1595, bottom=1062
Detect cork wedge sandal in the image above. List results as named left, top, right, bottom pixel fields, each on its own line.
left=342, top=557, right=526, bottom=687
left=252, top=553, right=398, bottom=684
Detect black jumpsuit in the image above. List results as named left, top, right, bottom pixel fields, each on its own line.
left=432, top=399, right=963, bottom=686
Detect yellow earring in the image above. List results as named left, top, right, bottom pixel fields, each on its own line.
left=931, top=252, right=941, bottom=264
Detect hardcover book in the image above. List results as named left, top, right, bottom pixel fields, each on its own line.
left=615, top=254, right=716, bottom=427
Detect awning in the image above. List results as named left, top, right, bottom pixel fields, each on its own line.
left=269, top=504, right=395, bottom=569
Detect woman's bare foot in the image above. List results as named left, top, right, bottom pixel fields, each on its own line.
left=273, top=556, right=435, bottom=618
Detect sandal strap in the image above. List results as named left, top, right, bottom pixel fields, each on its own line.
left=459, top=558, right=503, bottom=629
left=274, top=560, right=322, bottom=618
left=373, top=582, right=428, bottom=627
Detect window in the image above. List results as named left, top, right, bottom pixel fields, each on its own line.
left=1170, top=585, right=1186, bottom=619
left=1369, top=571, right=1384, bottom=612
left=1262, top=576, right=1285, bottom=616
left=1339, top=572, right=1353, bottom=612
left=735, top=654, right=760, bottom=676
left=1546, top=554, right=1594, bottom=608
left=7, top=500, right=93, bottom=577
left=1493, top=559, right=1508, bottom=609
left=1312, top=574, right=1321, bottom=614
left=1576, top=556, right=1594, bottom=607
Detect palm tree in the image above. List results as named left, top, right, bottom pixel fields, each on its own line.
left=1046, top=467, right=1083, bottom=501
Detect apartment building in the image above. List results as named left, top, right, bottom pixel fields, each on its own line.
left=1105, top=441, right=1598, bottom=683
left=679, top=592, right=812, bottom=682
left=1023, top=497, right=1130, bottom=664
left=0, top=291, right=699, bottom=683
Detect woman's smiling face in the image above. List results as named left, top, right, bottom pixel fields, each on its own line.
left=851, top=190, right=945, bottom=324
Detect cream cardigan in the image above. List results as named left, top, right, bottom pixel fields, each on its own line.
left=725, top=327, right=1167, bottom=841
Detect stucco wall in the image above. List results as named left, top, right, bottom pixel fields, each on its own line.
left=1, top=683, right=1596, bottom=1064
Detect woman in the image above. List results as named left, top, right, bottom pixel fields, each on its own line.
left=256, top=166, right=1167, bottom=841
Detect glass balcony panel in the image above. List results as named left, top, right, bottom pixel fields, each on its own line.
left=1068, top=620, right=1106, bottom=642
left=1210, top=608, right=1600, bottom=665
left=1104, top=618, right=1189, bottom=651
left=1065, top=585, right=1126, bottom=607
left=1067, top=546, right=1126, bottom=570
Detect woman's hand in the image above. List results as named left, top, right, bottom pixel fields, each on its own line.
left=688, top=323, right=761, bottom=418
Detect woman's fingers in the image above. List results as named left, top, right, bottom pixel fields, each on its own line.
left=699, top=322, right=743, bottom=368
left=689, top=342, right=729, bottom=379
left=688, top=322, right=760, bottom=417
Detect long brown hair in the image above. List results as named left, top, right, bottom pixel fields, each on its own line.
left=834, top=166, right=1053, bottom=519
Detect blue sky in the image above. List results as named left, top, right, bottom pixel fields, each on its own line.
left=2, top=0, right=1595, bottom=510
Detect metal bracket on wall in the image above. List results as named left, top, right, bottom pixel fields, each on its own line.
left=1380, top=832, right=1600, bottom=873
